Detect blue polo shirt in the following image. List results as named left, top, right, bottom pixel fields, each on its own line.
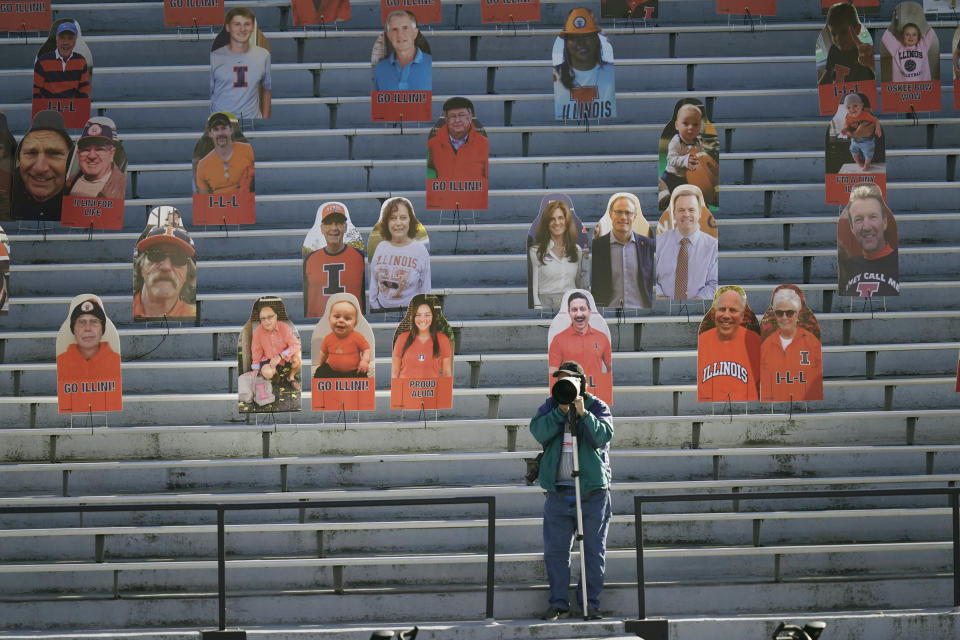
left=373, top=49, right=432, bottom=91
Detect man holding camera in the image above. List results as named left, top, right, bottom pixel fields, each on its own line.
left=530, top=361, right=613, bottom=621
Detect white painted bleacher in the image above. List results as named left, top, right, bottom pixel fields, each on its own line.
left=1, top=0, right=960, bottom=636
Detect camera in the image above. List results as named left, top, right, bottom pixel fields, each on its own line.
left=773, top=621, right=826, bottom=640
left=551, top=375, right=581, bottom=405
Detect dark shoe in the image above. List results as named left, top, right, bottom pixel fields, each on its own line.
left=540, top=606, right=570, bottom=621
left=574, top=608, right=606, bottom=620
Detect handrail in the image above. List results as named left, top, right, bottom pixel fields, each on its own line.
left=0, top=496, right=497, bottom=631
left=630, top=487, right=960, bottom=620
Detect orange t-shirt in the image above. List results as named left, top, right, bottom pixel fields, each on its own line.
left=56, top=342, right=123, bottom=413
left=320, top=331, right=370, bottom=374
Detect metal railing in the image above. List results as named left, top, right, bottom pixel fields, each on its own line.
left=0, top=496, right=497, bottom=631
left=631, top=487, right=960, bottom=620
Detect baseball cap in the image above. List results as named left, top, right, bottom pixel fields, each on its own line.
left=78, top=120, right=115, bottom=145
left=136, top=226, right=196, bottom=257
left=320, top=201, right=348, bottom=222
left=70, top=297, right=106, bottom=332
left=561, top=8, right=600, bottom=37
left=56, top=22, right=78, bottom=36
left=206, top=112, right=233, bottom=129
left=552, top=361, right=586, bottom=378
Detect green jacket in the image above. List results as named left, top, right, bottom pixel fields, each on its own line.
left=529, top=392, right=613, bottom=494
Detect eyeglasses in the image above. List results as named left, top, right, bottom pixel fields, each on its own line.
left=611, top=209, right=635, bottom=217
left=145, top=248, right=191, bottom=266
left=774, top=309, right=797, bottom=318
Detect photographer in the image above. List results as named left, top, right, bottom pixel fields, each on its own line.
left=530, top=361, right=613, bottom=620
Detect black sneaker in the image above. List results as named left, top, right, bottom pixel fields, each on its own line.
left=540, top=606, right=570, bottom=621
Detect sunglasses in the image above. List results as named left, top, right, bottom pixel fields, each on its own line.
left=145, top=248, right=191, bottom=266
left=774, top=309, right=797, bottom=318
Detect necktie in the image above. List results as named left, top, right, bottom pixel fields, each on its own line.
left=675, top=237, right=690, bottom=300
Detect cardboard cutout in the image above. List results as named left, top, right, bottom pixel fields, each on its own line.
left=553, top=8, right=616, bottom=121
left=759, top=285, right=823, bottom=402
left=12, top=110, right=72, bottom=223
left=139, top=204, right=187, bottom=239
left=390, top=293, right=454, bottom=410
left=697, top=285, right=761, bottom=402
left=164, top=0, right=224, bottom=27
left=0, top=225, right=8, bottom=315
left=0, top=0, right=51, bottom=32
left=238, top=296, right=303, bottom=414
left=824, top=91, right=886, bottom=205
left=61, top=117, right=127, bottom=229
left=292, top=0, right=350, bottom=26
left=311, top=292, right=375, bottom=411
left=56, top=294, right=122, bottom=414
left=548, top=289, right=613, bottom=404
left=0, top=113, right=13, bottom=221
left=482, top=0, right=539, bottom=23
left=371, top=11, right=432, bottom=123
left=526, top=193, right=589, bottom=310
left=602, top=0, right=657, bottom=20
left=31, top=19, right=91, bottom=129
left=816, top=3, right=876, bottom=116
left=303, top=201, right=366, bottom=318
left=192, top=111, right=255, bottom=225
left=211, top=9, right=272, bottom=120
left=380, top=0, right=440, bottom=24
left=954, top=26, right=960, bottom=111
left=590, top=192, right=654, bottom=309
left=655, top=185, right=718, bottom=302
left=368, top=197, right=431, bottom=312
left=837, top=183, right=900, bottom=297
left=426, top=97, right=489, bottom=210
left=132, top=223, right=198, bottom=322
left=658, top=98, right=720, bottom=214
left=717, top=0, right=775, bottom=14
left=879, top=2, right=940, bottom=113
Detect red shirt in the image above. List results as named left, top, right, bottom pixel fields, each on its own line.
left=320, top=331, right=370, bottom=374
left=393, top=331, right=452, bottom=379
left=252, top=321, right=300, bottom=368
left=760, top=328, right=823, bottom=402
left=548, top=325, right=611, bottom=376
left=304, top=246, right=365, bottom=318
left=697, top=328, right=761, bottom=402
left=56, top=342, right=122, bottom=413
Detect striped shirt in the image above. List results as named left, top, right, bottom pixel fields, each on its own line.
left=33, top=51, right=90, bottom=99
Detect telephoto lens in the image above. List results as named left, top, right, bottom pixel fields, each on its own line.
left=551, top=376, right=580, bottom=405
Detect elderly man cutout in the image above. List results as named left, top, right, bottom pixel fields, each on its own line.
left=69, top=120, right=125, bottom=199
left=697, top=288, right=760, bottom=401
left=133, top=227, right=197, bottom=320
left=427, top=97, right=488, bottom=181
left=33, top=22, right=90, bottom=100
left=374, top=10, right=432, bottom=91
left=13, top=110, right=72, bottom=221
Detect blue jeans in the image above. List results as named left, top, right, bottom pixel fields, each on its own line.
left=542, top=487, right=612, bottom=611
left=849, top=136, right=875, bottom=164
